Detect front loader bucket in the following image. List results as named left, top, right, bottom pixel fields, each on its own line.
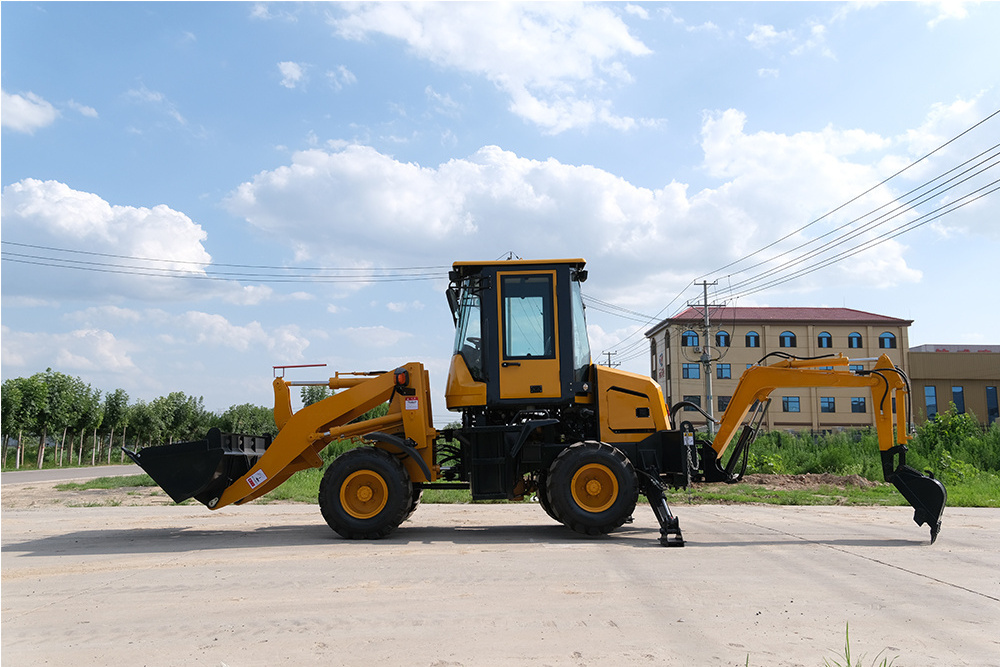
left=124, top=428, right=271, bottom=507
left=890, top=464, right=947, bottom=543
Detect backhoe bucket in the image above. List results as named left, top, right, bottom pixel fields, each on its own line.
left=890, top=464, right=947, bottom=543
left=124, top=428, right=271, bottom=506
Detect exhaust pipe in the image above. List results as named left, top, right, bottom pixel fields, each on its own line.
left=124, top=428, right=271, bottom=506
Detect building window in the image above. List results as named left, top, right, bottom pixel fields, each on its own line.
left=879, top=332, right=897, bottom=349
left=820, top=397, right=836, bottom=413
left=817, top=332, right=833, bottom=348
left=716, top=330, right=731, bottom=347
left=717, top=363, right=731, bottom=379
left=924, top=386, right=938, bottom=419
left=852, top=397, right=867, bottom=413
left=849, top=364, right=864, bottom=373
left=779, top=331, right=797, bottom=348
left=682, top=395, right=701, bottom=411
left=953, top=386, right=965, bottom=414
left=682, top=363, right=700, bottom=379
left=681, top=330, right=699, bottom=347
left=848, top=332, right=863, bottom=349
left=987, top=386, right=998, bottom=425
left=718, top=395, right=731, bottom=412
left=746, top=331, right=760, bottom=348
left=782, top=396, right=800, bottom=412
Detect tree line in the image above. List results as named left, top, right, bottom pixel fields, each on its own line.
left=1, top=369, right=279, bottom=470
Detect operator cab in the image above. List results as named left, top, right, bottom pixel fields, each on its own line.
left=445, top=259, right=592, bottom=410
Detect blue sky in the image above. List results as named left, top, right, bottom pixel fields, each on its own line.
left=3, top=1, right=998, bottom=424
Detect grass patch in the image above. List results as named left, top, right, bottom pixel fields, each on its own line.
left=56, top=474, right=156, bottom=491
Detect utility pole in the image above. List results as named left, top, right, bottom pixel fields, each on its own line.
left=603, top=351, right=619, bottom=368
left=689, top=280, right=722, bottom=436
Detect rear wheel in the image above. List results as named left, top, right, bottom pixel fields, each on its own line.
left=546, top=441, right=637, bottom=536
left=319, top=447, right=412, bottom=539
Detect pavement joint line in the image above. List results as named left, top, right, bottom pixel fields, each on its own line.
left=702, top=508, right=1000, bottom=604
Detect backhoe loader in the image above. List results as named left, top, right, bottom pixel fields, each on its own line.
left=127, top=258, right=947, bottom=546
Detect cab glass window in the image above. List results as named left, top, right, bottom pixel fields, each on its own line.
left=502, top=274, right=555, bottom=358
left=570, top=278, right=591, bottom=382
left=452, top=280, right=484, bottom=380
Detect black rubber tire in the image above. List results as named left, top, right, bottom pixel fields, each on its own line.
left=319, top=447, right=412, bottom=539
left=404, top=486, right=423, bottom=522
left=535, top=470, right=560, bottom=522
left=545, top=441, right=638, bottom=536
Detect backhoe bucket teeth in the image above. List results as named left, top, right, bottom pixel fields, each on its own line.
left=890, top=464, right=947, bottom=543
left=124, top=428, right=271, bottom=506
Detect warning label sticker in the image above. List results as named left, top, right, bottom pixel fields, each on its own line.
left=247, top=469, right=268, bottom=489
left=405, top=397, right=419, bottom=411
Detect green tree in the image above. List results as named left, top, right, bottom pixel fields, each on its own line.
left=216, top=403, right=278, bottom=437
left=129, top=400, right=164, bottom=448
left=8, top=375, right=48, bottom=469
left=36, top=369, right=90, bottom=468
left=102, top=388, right=130, bottom=464
left=152, top=392, right=211, bottom=443
left=2, top=379, right=23, bottom=466
left=300, top=385, right=330, bottom=407
left=73, top=383, right=103, bottom=465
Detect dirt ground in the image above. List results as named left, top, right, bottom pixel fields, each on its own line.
left=741, top=472, right=881, bottom=489
left=1, top=479, right=179, bottom=509
left=0, top=473, right=880, bottom=511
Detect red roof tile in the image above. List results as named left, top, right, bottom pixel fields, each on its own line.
left=659, top=306, right=911, bottom=327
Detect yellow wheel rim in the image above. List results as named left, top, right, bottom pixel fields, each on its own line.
left=340, top=470, right=389, bottom=519
left=570, top=463, right=618, bottom=513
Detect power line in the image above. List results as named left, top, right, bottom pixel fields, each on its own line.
left=720, top=143, right=999, bottom=292
left=698, top=107, right=1000, bottom=281
left=718, top=156, right=999, bottom=298
left=0, top=241, right=449, bottom=272
left=598, top=107, right=1000, bottom=357
left=0, top=241, right=448, bottom=284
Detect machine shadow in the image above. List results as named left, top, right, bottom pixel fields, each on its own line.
left=4, top=515, right=927, bottom=557
left=4, top=520, right=679, bottom=558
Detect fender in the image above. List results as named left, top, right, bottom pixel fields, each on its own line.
left=364, top=431, right=434, bottom=482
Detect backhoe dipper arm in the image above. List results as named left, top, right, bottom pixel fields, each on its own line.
left=710, top=353, right=946, bottom=542
left=711, top=354, right=908, bottom=460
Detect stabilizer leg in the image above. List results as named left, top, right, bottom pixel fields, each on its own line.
left=638, top=471, right=684, bottom=547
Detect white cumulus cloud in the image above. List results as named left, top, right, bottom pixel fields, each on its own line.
left=1, top=89, right=60, bottom=133
left=278, top=61, right=306, bottom=89
left=223, top=98, right=995, bottom=308
left=329, top=3, right=651, bottom=134
left=1, top=179, right=211, bottom=301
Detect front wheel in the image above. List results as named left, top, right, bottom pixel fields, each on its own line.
left=546, top=441, right=637, bottom=536
left=319, top=447, right=412, bottom=539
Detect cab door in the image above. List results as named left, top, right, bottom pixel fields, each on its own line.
left=496, top=270, right=562, bottom=400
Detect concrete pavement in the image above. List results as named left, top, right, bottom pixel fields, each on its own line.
left=2, top=500, right=998, bottom=666
left=1, top=463, right=142, bottom=486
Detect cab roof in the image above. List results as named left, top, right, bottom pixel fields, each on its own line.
left=451, top=258, right=586, bottom=272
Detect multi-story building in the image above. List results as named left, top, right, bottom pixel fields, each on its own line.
left=645, top=307, right=912, bottom=432
left=909, top=345, right=1000, bottom=425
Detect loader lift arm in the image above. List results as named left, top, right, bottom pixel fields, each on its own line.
left=127, top=363, right=439, bottom=512
left=704, top=352, right=947, bottom=542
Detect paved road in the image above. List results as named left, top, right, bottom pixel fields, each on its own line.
left=2, top=499, right=998, bottom=666
left=1, top=463, right=142, bottom=485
